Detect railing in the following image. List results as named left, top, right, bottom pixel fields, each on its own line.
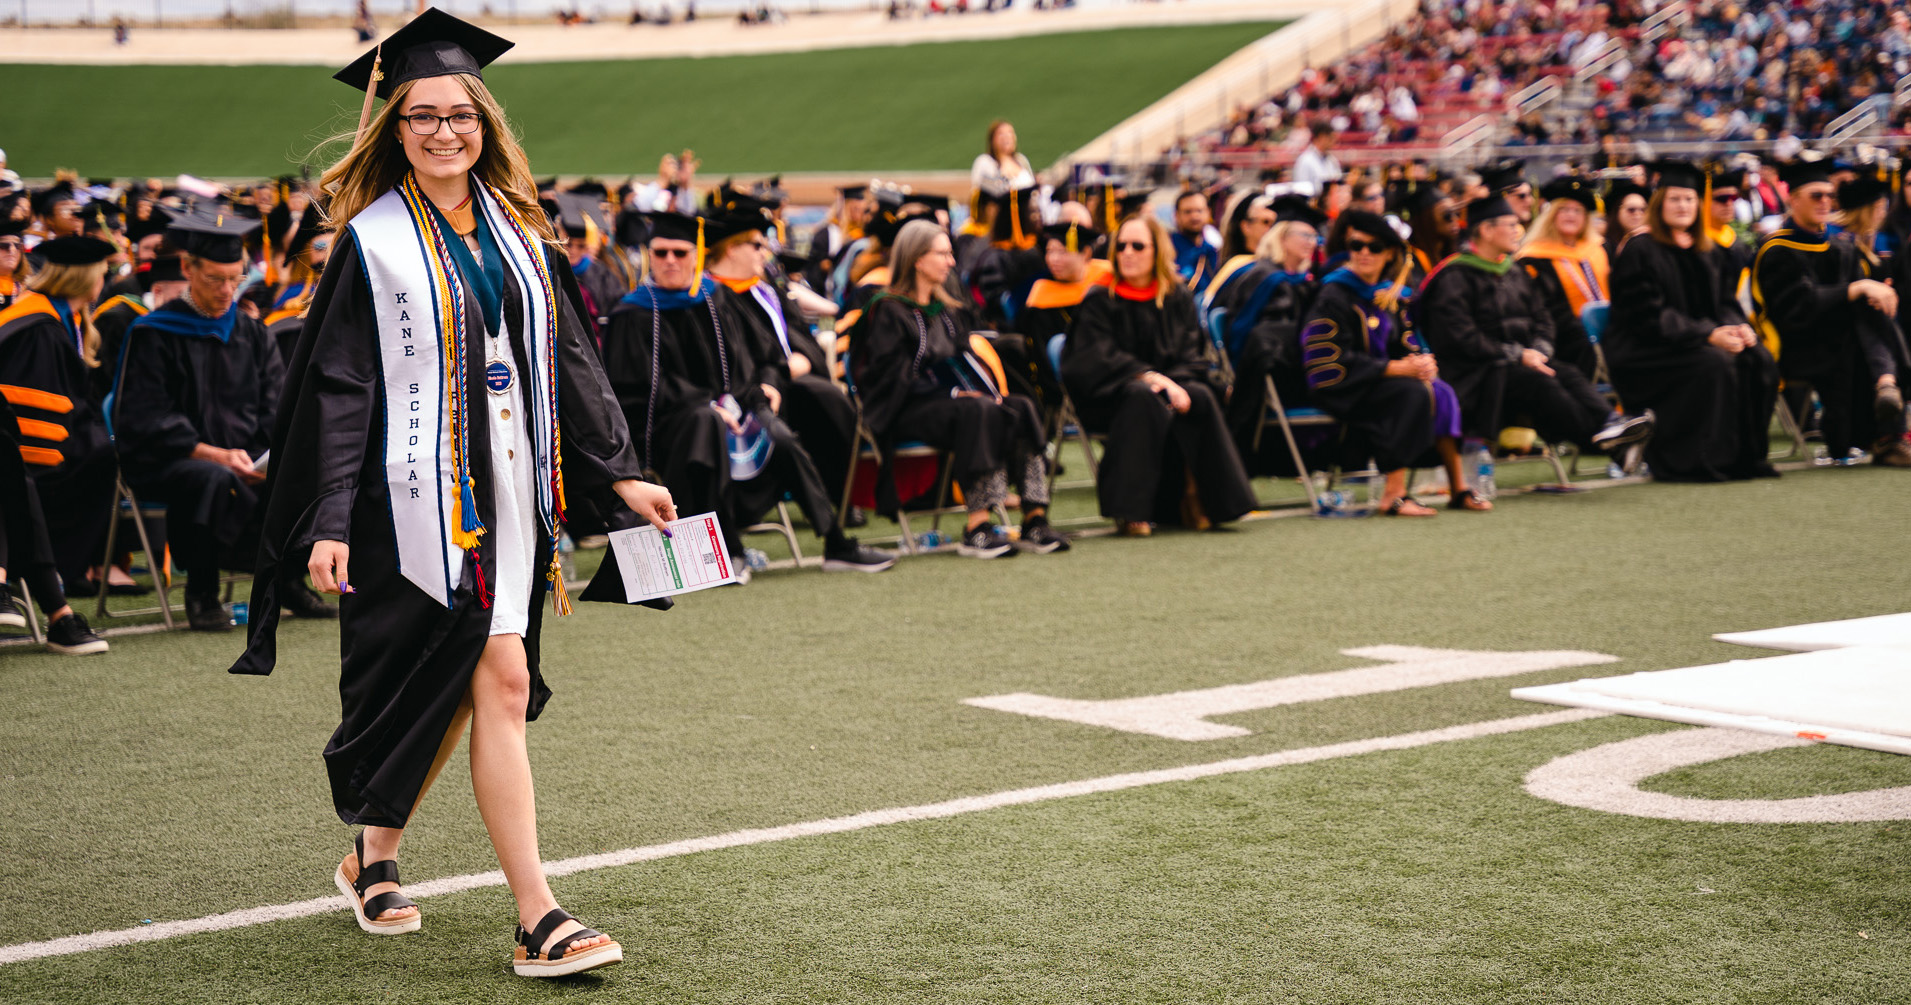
left=1823, top=100, right=1886, bottom=146
left=1509, top=75, right=1563, bottom=118
left=1440, top=114, right=1504, bottom=158
left=1639, top=2, right=1690, bottom=43
left=1895, top=73, right=1911, bottom=110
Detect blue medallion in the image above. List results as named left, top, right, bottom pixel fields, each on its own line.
left=485, top=359, right=514, bottom=394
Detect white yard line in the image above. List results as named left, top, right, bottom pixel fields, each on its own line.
left=0, top=707, right=1605, bottom=966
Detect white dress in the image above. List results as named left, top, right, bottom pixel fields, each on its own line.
left=484, top=332, right=538, bottom=637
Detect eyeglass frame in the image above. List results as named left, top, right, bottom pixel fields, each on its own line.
left=402, top=111, right=484, bottom=136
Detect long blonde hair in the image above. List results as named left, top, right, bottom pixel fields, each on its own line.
left=1521, top=198, right=1596, bottom=253
left=316, top=73, right=552, bottom=242
left=1107, top=215, right=1182, bottom=306
left=26, top=261, right=106, bottom=367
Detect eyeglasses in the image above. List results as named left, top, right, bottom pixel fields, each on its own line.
left=0, top=240, right=20, bottom=251
left=1804, top=191, right=1837, bottom=202
left=403, top=111, right=482, bottom=135
left=1116, top=241, right=1151, bottom=252
left=310, top=240, right=331, bottom=252
left=1711, top=193, right=1738, bottom=203
left=1345, top=238, right=1386, bottom=253
left=652, top=246, right=694, bottom=259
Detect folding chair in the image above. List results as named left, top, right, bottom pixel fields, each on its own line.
left=744, top=499, right=811, bottom=568
left=1252, top=375, right=1380, bottom=513
left=16, top=580, right=44, bottom=644
left=1044, top=334, right=1102, bottom=489
left=97, top=380, right=177, bottom=628
left=1771, top=383, right=1813, bottom=461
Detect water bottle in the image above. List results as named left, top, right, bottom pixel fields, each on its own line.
left=917, top=529, right=945, bottom=550
left=744, top=548, right=771, bottom=571
left=230, top=601, right=248, bottom=626
left=557, top=532, right=576, bottom=582
left=1471, top=444, right=1497, bottom=501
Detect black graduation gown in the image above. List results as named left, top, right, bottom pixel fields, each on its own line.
left=727, top=276, right=855, bottom=501
left=0, top=396, right=66, bottom=611
left=1209, top=263, right=1319, bottom=475
left=1297, top=281, right=1453, bottom=472
left=572, top=256, right=629, bottom=338
left=1514, top=255, right=1598, bottom=380
left=228, top=227, right=646, bottom=828
left=1012, top=278, right=1096, bottom=409
left=0, top=297, right=116, bottom=587
left=603, top=283, right=839, bottom=557
left=1419, top=255, right=1610, bottom=446
left=1607, top=234, right=1777, bottom=482
left=1751, top=220, right=1910, bottom=455
left=1061, top=286, right=1255, bottom=525
left=849, top=294, right=1045, bottom=517
left=90, top=294, right=148, bottom=402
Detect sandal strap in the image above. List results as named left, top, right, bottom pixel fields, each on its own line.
left=361, top=890, right=416, bottom=920
left=354, top=858, right=401, bottom=896
left=526, top=908, right=574, bottom=957
left=545, top=926, right=605, bottom=962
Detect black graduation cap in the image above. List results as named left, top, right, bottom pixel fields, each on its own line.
left=1480, top=160, right=1528, bottom=194
left=1837, top=174, right=1892, bottom=210
left=838, top=184, right=868, bottom=201
left=36, top=235, right=117, bottom=266
left=166, top=208, right=262, bottom=264
left=127, top=203, right=173, bottom=242
left=613, top=207, right=649, bottom=248
left=1270, top=194, right=1327, bottom=229
left=643, top=211, right=701, bottom=245
left=146, top=254, right=185, bottom=284
left=753, top=175, right=788, bottom=207
left=774, top=249, right=811, bottom=275
left=84, top=201, right=125, bottom=234
left=1336, top=209, right=1403, bottom=250
left=1647, top=160, right=1706, bottom=192
left=1779, top=157, right=1835, bottom=189
left=1040, top=221, right=1098, bottom=253
left=1538, top=176, right=1599, bottom=212
left=549, top=192, right=608, bottom=243
left=906, top=192, right=952, bottom=215
left=566, top=179, right=609, bottom=200
left=1605, top=178, right=1651, bottom=208
left=987, top=187, right=1037, bottom=243
left=334, top=7, right=515, bottom=99
left=31, top=183, right=77, bottom=218
left=1462, top=195, right=1517, bottom=230
left=0, top=213, right=26, bottom=239
left=1709, top=166, right=1748, bottom=191
left=701, top=187, right=773, bottom=243
left=1115, top=189, right=1155, bottom=218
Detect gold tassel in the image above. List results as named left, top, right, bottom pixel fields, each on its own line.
left=1066, top=223, right=1078, bottom=253
left=1009, top=189, right=1024, bottom=248
left=354, top=46, right=383, bottom=145
left=1103, top=183, right=1117, bottom=233
left=548, top=555, right=573, bottom=616
left=1374, top=252, right=1413, bottom=313
left=692, top=216, right=706, bottom=296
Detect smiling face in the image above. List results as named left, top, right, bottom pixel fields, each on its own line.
left=1789, top=182, right=1834, bottom=229
left=1553, top=200, right=1587, bottom=241
left=395, top=76, right=485, bottom=187
left=1114, top=219, right=1155, bottom=286
left=0, top=233, right=22, bottom=275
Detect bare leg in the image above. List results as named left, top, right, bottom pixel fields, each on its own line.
left=468, top=633, right=609, bottom=954
left=353, top=696, right=472, bottom=922
left=1438, top=438, right=1491, bottom=510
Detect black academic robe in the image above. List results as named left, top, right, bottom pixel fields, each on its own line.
left=727, top=276, right=855, bottom=500
left=1296, top=280, right=1454, bottom=472
left=572, top=256, right=629, bottom=338
left=849, top=294, right=1045, bottom=517
left=0, top=396, right=66, bottom=612
left=228, top=227, right=646, bottom=828
left=1419, top=254, right=1611, bottom=446
left=0, top=295, right=116, bottom=586
left=1013, top=277, right=1097, bottom=408
left=1752, top=220, right=1910, bottom=455
left=1514, top=255, right=1598, bottom=380
left=603, top=283, right=839, bottom=556
left=90, top=293, right=149, bottom=402
left=1607, top=234, right=1777, bottom=481
left=1061, top=286, right=1255, bottom=525
left=1209, top=263, right=1319, bottom=475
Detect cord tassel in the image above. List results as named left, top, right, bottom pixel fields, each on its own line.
left=472, top=549, right=493, bottom=609
left=548, top=555, right=573, bottom=617
left=451, top=475, right=486, bottom=551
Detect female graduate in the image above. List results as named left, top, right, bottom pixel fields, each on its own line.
left=1216, top=198, right=1326, bottom=475
left=1296, top=210, right=1482, bottom=515
left=1605, top=160, right=1778, bottom=482
left=228, top=11, right=674, bottom=978
left=849, top=219, right=1067, bottom=557
left=1061, top=214, right=1257, bottom=536
left=1516, top=176, right=1607, bottom=380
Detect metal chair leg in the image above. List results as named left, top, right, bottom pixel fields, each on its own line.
left=19, top=581, right=43, bottom=643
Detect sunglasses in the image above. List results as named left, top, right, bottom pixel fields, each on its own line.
left=652, top=246, right=694, bottom=259
left=1805, top=191, right=1836, bottom=202
left=1116, top=240, right=1151, bottom=252
left=1345, top=238, right=1386, bottom=253
left=0, top=240, right=20, bottom=251
left=1711, top=193, right=1737, bottom=203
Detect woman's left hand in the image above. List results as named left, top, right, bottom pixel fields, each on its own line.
left=613, top=479, right=677, bottom=532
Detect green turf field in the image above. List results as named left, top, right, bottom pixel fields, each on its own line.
left=1, top=451, right=1907, bottom=1003
left=0, top=20, right=1282, bottom=179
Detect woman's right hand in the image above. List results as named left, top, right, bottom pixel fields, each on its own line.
left=309, top=540, right=351, bottom=595
left=1707, top=327, right=1747, bottom=354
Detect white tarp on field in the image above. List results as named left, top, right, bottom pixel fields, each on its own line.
left=1512, top=616, right=1911, bottom=755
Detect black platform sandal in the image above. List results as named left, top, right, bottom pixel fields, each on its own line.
left=512, top=908, right=623, bottom=977
left=333, top=832, right=421, bottom=935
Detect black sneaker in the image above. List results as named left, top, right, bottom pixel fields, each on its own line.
left=280, top=581, right=339, bottom=619
left=0, top=581, right=26, bottom=632
left=822, top=538, right=897, bottom=573
left=1591, top=408, right=1655, bottom=452
left=184, top=594, right=233, bottom=632
left=45, top=612, right=108, bottom=655
left=843, top=505, right=868, bottom=529
left=957, top=524, right=1015, bottom=559
left=1015, top=521, right=1071, bottom=554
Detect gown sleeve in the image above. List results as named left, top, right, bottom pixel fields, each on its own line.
left=280, top=229, right=383, bottom=547
left=1297, top=286, right=1390, bottom=414
left=1420, top=268, right=1521, bottom=365
left=113, top=322, right=202, bottom=466
left=1159, top=290, right=1213, bottom=386
left=848, top=296, right=918, bottom=439
left=1753, top=240, right=1847, bottom=333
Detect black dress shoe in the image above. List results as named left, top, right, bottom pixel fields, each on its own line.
left=280, top=581, right=339, bottom=619
left=184, top=594, right=233, bottom=632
